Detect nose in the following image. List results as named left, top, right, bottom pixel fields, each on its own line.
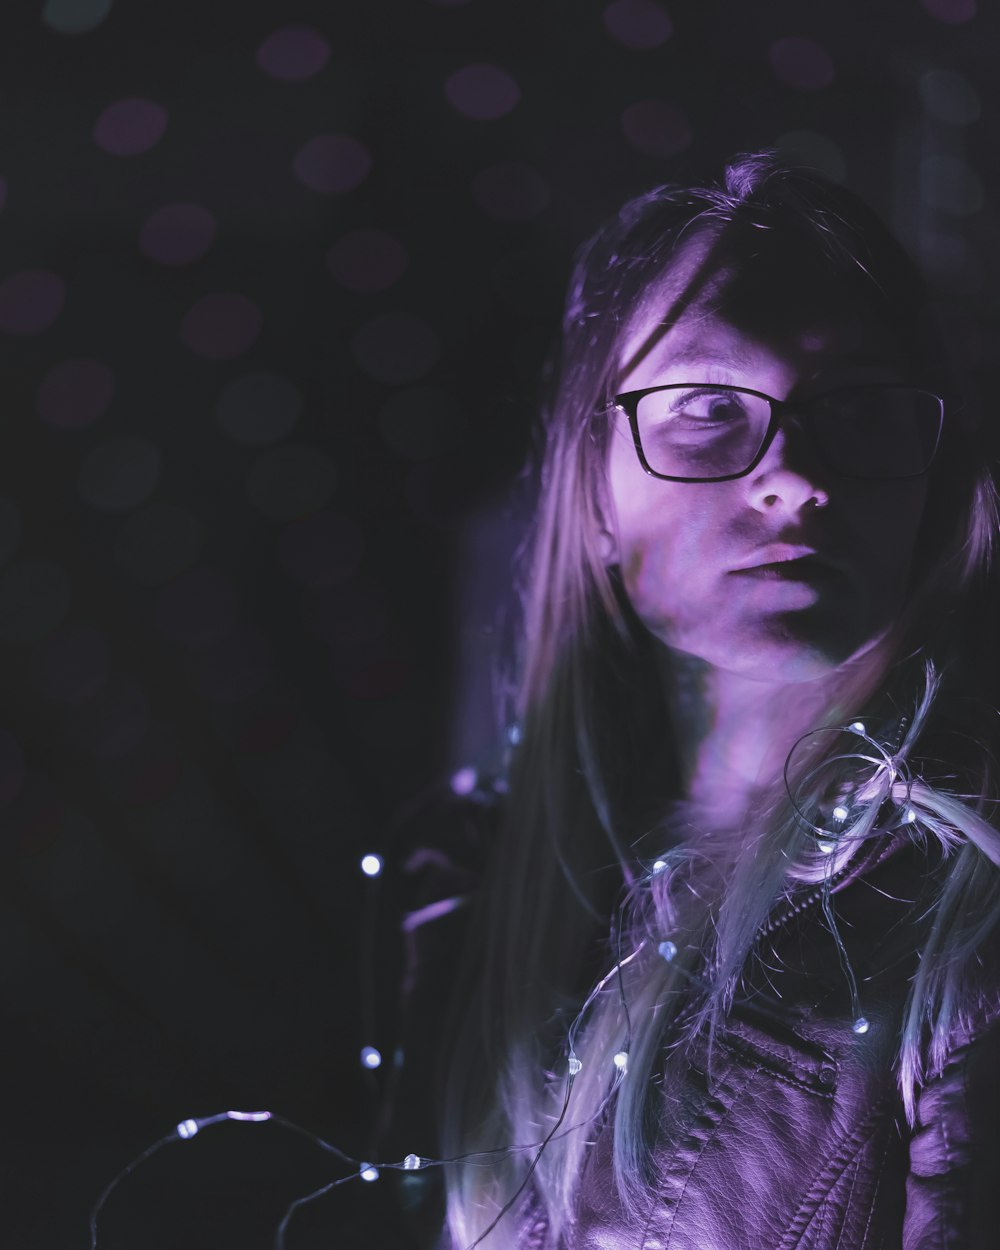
left=745, top=424, right=829, bottom=515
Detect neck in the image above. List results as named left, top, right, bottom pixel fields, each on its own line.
left=657, top=647, right=850, bottom=842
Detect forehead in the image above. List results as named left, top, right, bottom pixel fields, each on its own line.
left=617, top=230, right=909, bottom=385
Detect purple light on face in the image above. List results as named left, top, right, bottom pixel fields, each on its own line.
left=180, top=293, right=262, bottom=360
left=139, top=203, right=217, bottom=266
left=768, top=37, right=835, bottom=90
left=603, top=0, right=673, bottom=49
left=326, top=229, right=407, bottom=293
left=93, top=97, right=167, bottom=156
left=155, top=567, right=239, bottom=649
left=35, top=622, right=111, bottom=704
left=444, top=64, right=520, bottom=120
left=293, top=134, right=372, bottom=194
left=277, top=511, right=364, bottom=588
left=0, top=270, right=65, bottom=335
left=921, top=0, right=975, bottom=19
left=0, top=728, right=25, bottom=805
left=351, top=313, right=439, bottom=384
left=472, top=163, right=549, bottom=222
left=36, top=357, right=114, bottom=428
left=620, top=99, right=692, bottom=157
left=42, top=0, right=112, bottom=34
left=257, top=26, right=330, bottom=81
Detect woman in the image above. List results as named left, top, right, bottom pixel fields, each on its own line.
left=435, top=154, right=1000, bottom=1248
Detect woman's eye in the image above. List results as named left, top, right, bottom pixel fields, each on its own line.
left=670, top=390, right=747, bottom=422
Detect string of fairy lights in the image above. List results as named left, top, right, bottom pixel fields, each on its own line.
left=88, top=718, right=939, bottom=1248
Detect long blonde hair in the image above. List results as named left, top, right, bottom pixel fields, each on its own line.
left=441, top=155, right=1000, bottom=1249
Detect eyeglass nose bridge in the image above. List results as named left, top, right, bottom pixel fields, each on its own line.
left=750, top=397, right=830, bottom=477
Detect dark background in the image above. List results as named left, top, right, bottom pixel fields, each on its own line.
left=0, top=0, right=996, bottom=1246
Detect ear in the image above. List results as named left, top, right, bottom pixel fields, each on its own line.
left=597, top=526, right=619, bottom=565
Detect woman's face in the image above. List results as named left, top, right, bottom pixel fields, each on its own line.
left=605, top=246, right=929, bottom=684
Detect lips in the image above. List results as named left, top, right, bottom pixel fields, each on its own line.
left=729, top=544, right=843, bottom=581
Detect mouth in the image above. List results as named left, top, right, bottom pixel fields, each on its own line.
left=729, top=555, right=842, bottom=583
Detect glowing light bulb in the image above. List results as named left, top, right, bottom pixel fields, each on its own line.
left=506, top=723, right=522, bottom=745
left=849, top=722, right=866, bottom=734
left=658, top=939, right=677, bottom=961
left=832, top=805, right=848, bottom=822
left=176, top=1119, right=199, bottom=1139
left=360, top=1164, right=379, bottom=1182
left=360, top=853, right=383, bottom=878
left=361, top=1046, right=382, bottom=1070
left=651, top=859, right=667, bottom=875
left=568, top=1054, right=583, bottom=1075
left=403, top=1153, right=423, bottom=1170
left=817, top=840, right=835, bottom=854
left=613, top=1051, right=629, bottom=1072
left=903, top=809, right=916, bottom=824
left=227, top=1110, right=271, bottom=1122
left=450, top=766, right=477, bottom=795
left=852, top=1017, right=870, bottom=1035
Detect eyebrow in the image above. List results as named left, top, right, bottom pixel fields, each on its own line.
left=634, top=341, right=759, bottom=375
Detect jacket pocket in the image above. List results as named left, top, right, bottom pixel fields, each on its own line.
left=717, top=1003, right=839, bottom=1096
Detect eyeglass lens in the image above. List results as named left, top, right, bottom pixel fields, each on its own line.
left=633, top=385, right=941, bottom=480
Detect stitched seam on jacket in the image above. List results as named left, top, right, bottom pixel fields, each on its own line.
left=659, top=1053, right=757, bottom=1247
left=856, top=1136, right=889, bottom=1250
left=831, top=1155, right=862, bottom=1250
left=777, top=1093, right=893, bottom=1250
left=717, top=1037, right=835, bottom=1098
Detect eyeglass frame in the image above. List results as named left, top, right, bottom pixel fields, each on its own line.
left=611, top=381, right=945, bottom=484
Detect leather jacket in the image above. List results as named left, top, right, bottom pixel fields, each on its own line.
left=387, top=801, right=1000, bottom=1249
left=537, top=832, right=1000, bottom=1249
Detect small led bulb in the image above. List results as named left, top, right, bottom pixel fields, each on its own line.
left=360, top=1164, right=379, bottom=1182
left=832, top=805, right=848, bottom=822
left=227, top=1110, right=271, bottom=1122
left=568, top=1054, right=583, bottom=1075
left=852, top=1017, right=870, bottom=1035
left=651, top=859, right=667, bottom=875
left=849, top=722, right=866, bottom=735
left=903, top=809, right=916, bottom=824
left=658, top=940, right=677, bottom=962
left=177, top=1119, right=199, bottom=1139
left=817, top=840, right=835, bottom=854
left=613, top=1051, right=628, bottom=1072
left=506, top=723, right=522, bottom=746
left=403, top=1153, right=422, bottom=1170
left=360, top=854, right=383, bottom=878
left=361, top=1046, right=382, bottom=1070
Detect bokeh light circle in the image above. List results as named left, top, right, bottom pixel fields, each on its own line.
left=768, top=37, right=835, bottom=90
left=0, top=561, right=72, bottom=643
left=603, top=0, right=672, bottom=49
left=444, top=64, right=520, bottom=120
left=352, top=313, right=439, bottom=384
left=139, top=202, right=217, bottom=265
left=293, top=135, right=372, bottom=194
left=921, top=0, right=975, bottom=20
left=216, top=372, right=302, bottom=445
left=180, top=293, right=262, bottom=360
left=114, top=503, right=204, bottom=586
left=620, top=100, right=692, bottom=157
left=775, top=130, right=847, bottom=183
left=42, top=0, right=112, bottom=34
left=0, top=498, right=21, bottom=566
left=93, top=97, right=167, bottom=156
left=257, top=26, right=331, bottom=81
left=36, top=357, right=114, bottom=427
left=919, top=68, right=981, bottom=125
left=377, top=387, right=465, bottom=460
left=245, top=444, right=337, bottom=520
left=77, top=436, right=161, bottom=511
left=0, top=727, right=25, bottom=805
left=326, top=229, right=408, bottom=293
left=0, top=270, right=65, bottom=334
left=155, top=567, right=239, bottom=648
left=472, top=163, right=549, bottom=222
left=35, top=622, right=111, bottom=703
left=277, top=511, right=364, bottom=588
left=921, top=155, right=983, bottom=215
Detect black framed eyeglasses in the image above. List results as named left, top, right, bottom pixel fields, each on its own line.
left=612, top=382, right=945, bottom=483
